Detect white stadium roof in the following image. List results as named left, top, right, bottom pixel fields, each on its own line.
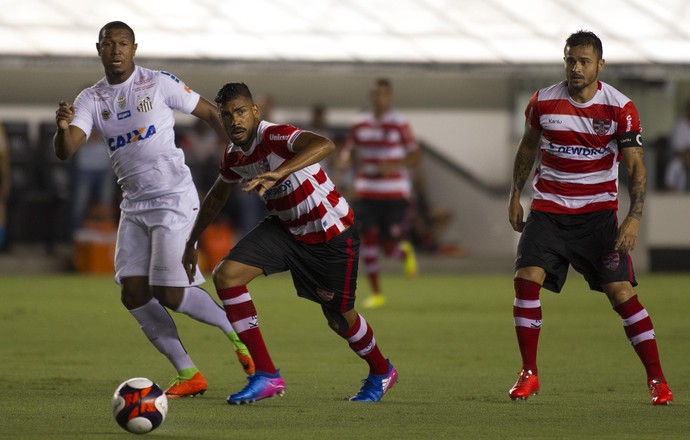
left=2, top=0, right=690, bottom=65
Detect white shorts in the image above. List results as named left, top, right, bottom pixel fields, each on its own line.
left=114, top=186, right=206, bottom=287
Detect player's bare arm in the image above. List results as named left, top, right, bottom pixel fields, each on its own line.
left=182, top=176, right=235, bottom=283
left=244, top=131, right=335, bottom=196
left=509, top=124, right=541, bottom=232
left=191, top=97, right=230, bottom=144
left=379, top=147, right=422, bottom=176
left=615, top=146, right=646, bottom=251
left=53, top=100, right=87, bottom=160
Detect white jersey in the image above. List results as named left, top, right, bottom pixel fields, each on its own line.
left=71, top=66, right=201, bottom=201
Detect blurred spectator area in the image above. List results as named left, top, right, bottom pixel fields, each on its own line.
left=6, top=121, right=71, bottom=253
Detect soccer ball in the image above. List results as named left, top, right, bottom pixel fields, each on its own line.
left=112, top=377, right=168, bottom=434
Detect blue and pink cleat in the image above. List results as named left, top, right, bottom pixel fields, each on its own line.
left=349, top=360, right=398, bottom=402
left=227, top=370, right=286, bottom=405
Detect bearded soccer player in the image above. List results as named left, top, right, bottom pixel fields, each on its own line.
left=182, top=82, right=397, bottom=404
left=53, top=21, right=253, bottom=399
left=507, top=30, right=672, bottom=405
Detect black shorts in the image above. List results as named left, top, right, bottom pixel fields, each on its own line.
left=225, top=216, right=359, bottom=313
left=353, top=198, right=411, bottom=239
left=515, top=210, right=637, bottom=293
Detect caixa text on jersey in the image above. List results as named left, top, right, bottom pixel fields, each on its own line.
left=108, top=125, right=157, bottom=151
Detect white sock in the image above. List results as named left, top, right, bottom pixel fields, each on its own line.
left=129, top=298, right=195, bottom=372
left=177, top=286, right=235, bottom=335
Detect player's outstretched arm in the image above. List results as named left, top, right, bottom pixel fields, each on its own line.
left=53, top=100, right=87, bottom=160
left=244, top=131, right=335, bottom=196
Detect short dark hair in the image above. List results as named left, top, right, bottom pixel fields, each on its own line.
left=99, top=21, right=135, bottom=43
left=215, top=83, right=253, bottom=105
left=564, top=30, right=602, bottom=60
left=375, top=78, right=392, bottom=89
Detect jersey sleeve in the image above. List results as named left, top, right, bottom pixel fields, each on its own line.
left=524, top=90, right=541, bottom=130
left=616, top=100, right=643, bottom=148
left=264, top=124, right=302, bottom=154
left=70, top=89, right=95, bottom=139
left=158, top=71, right=201, bottom=114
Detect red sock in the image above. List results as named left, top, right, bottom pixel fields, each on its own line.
left=217, top=286, right=276, bottom=374
left=361, top=230, right=381, bottom=293
left=513, top=278, right=542, bottom=375
left=341, top=314, right=389, bottom=375
left=614, top=296, right=666, bottom=383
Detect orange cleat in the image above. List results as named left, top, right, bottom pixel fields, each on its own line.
left=509, top=369, right=540, bottom=401
left=236, top=350, right=255, bottom=376
left=165, top=372, right=207, bottom=399
left=649, top=380, right=673, bottom=406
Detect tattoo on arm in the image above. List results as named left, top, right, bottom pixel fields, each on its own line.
left=626, top=148, right=646, bottom=220
left=511, top=151, right=536, bottom=196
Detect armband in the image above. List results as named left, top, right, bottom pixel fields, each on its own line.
left=617, top=131, right=642, bottom=148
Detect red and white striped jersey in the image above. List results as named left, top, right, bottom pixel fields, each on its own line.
left=343, top=110, right=418, bottom=199
left=526, top=80, right=642, bottom=214
left=219, top=121, right=354, bottom=244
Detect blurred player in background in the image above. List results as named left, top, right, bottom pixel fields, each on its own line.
left=337, top=78, right=421, bottom=309
left=182, top=82, right=397, bottom=404
left=53, top=21, right=253, bottom=399
left=508, top=30, right=672, bottom=405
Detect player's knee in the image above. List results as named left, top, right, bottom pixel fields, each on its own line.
left=152, top=286, right=184, bottom=309
left=603, top=282, right=635, bottom=306
left=212, top=260, right=243, bottom=288
left=322, top=307, right=349, bottom=334
left=120, top=277, right=152, bottom=309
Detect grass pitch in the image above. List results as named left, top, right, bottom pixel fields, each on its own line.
left=1, top=272, right=689, bottom=439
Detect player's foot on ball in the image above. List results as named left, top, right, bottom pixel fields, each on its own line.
left=227, top=370, right=286, bottom=405
left=509, top=369, right=540, bottom=400
left=348, top=360, right=398, bottom=402
left=165, top=372, right=207, bottom=399
left=363, top=295, right=386, bottom=309
left=649, top=379, right=673, bottom=406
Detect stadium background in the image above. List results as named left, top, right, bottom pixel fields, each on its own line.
left=1, top=0, right=690, bottom=273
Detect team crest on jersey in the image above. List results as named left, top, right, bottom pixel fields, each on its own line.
left=603, top=252, right=620, bottom=271
left=137, top=96, right=153, bottom=113
left=102, top=110, right=111, bottom=120
left=117, top=94, right=126, bottom=109
left=315, top=287, right=335, bottom=302
left=592, top=118, right=612, bottom=136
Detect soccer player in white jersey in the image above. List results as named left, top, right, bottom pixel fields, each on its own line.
left=182, top=82, right=397, bottom=404
left=508, top=30, right=672, bottom=405
left=338, top=78, right=421, bottom=309
left=53, top=21, right=253, bottom=399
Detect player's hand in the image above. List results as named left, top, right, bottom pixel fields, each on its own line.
left=181, top=242, right=198, bottom=285
left=243, top=172, right=280, bottom=197
left=508, top=196, right=525, bottom=232
left=55, top=100, right=75, bottom=131
left=615, top=216, right=640, bottom=251
left=378, top=160, right=402, bottom=176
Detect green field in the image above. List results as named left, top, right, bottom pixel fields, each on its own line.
left=1, top=273, right=688, bottom=439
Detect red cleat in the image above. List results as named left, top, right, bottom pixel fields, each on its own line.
left=509, top=369, right=540, bottom=400
left=649, top=380, right=673, bottom=406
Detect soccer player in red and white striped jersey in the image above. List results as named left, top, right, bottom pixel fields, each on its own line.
left=182, top=83, right=397, bottom=404
left=338, top=78, right=421, bottom=309
left=507, top=30, right=672, bottom=405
